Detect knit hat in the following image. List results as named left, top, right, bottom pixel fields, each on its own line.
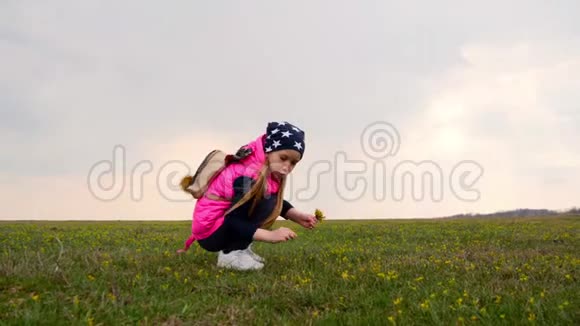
left=263, top=121, right=306, bottom=158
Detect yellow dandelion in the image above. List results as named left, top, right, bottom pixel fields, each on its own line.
left=387, top=316, right=395, bottom=324
left=314, top=209, right=326, bottom=221
left=31, top=294, right=40, bottom=301
left=87, top=275, right=96, bottom=282
left=107, top=293, right=116, bottom=302
left=387, top=270, right=399, bottom=280
left=393, top=297, right=403, bottom=305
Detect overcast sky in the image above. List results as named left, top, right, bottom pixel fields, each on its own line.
left=1, top=1, right=579, bottom=220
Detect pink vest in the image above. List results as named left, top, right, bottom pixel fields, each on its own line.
left=182, top=134, right=281, bottom=250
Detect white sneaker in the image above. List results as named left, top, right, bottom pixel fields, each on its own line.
left=244, top=243, right=265, bottom=263
left=217, top=250, right=264, bottom=271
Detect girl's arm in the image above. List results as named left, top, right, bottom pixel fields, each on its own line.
left=253, top=227, right=297, bottom=243
left=284, top=207, right=318, bottom=229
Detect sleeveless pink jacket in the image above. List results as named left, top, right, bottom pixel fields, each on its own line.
left=182, top=134, right=281, bottom=250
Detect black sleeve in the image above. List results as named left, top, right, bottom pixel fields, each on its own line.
left=231, top=176, right=256, bottom=205
left=224, top=176, right=256, bottom=220
left=281, top=200, right=294, bottom=219
left=228, top=175, right=292, bottom=219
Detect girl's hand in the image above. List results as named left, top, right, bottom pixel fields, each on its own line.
left=295, top=212, right=318, bottom=229
left=270, top=227, right=297, bottom=243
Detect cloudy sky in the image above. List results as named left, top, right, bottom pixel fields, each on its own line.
left=1, top=1, right=579, bottom=220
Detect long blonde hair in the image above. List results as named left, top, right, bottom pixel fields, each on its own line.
left=224, top=163, right=286, bottom=229
left=181, top=162, right=286, bottom=230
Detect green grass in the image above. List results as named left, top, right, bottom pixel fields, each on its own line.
left=1, top=217, right=578, bottom=325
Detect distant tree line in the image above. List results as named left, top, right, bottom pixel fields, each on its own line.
left=446, top=207, right=580, bottom=219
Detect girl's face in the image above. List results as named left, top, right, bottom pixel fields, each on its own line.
left=267, top=149, right=301, bottom=179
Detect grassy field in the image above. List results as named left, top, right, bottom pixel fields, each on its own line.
left=0, top=216, right=578, bottom=325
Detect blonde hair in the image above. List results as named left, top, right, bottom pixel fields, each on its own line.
left=224, top=163, right=286, bottom=229
left=180, top=162, right=285, bottom=229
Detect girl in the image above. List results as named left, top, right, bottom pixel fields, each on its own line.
left=178, top=121, right=318, bottom=270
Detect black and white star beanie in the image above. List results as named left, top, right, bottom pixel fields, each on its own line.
left=263, top=121, right=306, bottom=158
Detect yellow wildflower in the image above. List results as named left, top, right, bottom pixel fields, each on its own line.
left=107, top=293, right=116, bottom=302
left=314, top=209, right=326, bottom=221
